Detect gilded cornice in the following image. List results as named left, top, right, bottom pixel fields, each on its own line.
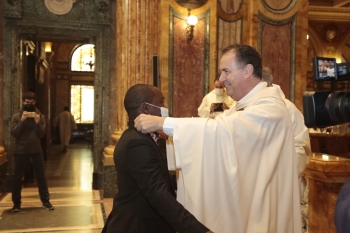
left=308, top=6, right=350, bottom=21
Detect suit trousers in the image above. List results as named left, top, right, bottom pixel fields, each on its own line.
left=12, top=153, right=50, bottom=205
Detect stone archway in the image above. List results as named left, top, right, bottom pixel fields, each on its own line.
left=2, top=0, right=115, bottom=190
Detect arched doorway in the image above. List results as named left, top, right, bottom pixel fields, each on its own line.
left=2, top=0, right=116, bottom=190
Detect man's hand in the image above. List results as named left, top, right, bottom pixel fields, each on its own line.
left=34, top=113, right=40, bottom=124
left=134, top=114, right=165, bottom=133
left=210, top=103, right=218, bottom=112
left=21, top=111, right=29, bottom=121
left=156, top=130, right=169, bottom=140
left=21, top=111, right=39, bottom=122
left=223, top=102, right=229, bottom=110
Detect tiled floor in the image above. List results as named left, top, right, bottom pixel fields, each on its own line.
left=0, top=142, right=113, bottom=233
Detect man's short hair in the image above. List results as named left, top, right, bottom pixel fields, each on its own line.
left=22, top=92, right=37, bottom=101
left=124, top=84, right=156, bottom=113
left=222, top=44, right=262, bottom=79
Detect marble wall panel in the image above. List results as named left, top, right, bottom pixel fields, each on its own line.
left=172, top=17, right=205, bottom=117
left=115, top=0, right=160, bottom=133
left=0, top=0, right=4, bottom=147
left=217, top=19, right=242, bottom=70
left=261, top=21, right=292, bottom=99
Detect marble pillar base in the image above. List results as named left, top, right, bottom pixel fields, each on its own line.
left=103, top=165, right=118, bottom=198
left=303, top=153, right=350, bottom=233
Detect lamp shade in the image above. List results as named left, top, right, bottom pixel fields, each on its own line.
left=187, top=15, right=198, bottom=26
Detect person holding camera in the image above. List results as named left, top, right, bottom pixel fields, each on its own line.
left=10, top=91, right=54, bottom=212
left=197, top=78, right=234, bottom=118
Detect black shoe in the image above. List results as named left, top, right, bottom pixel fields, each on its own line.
left=12, top=204, right=21, bottom=212
left=42, top=201, right=54, bottom=210
left=62, top=146, right=67, bottom=153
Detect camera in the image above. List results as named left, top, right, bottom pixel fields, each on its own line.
left=213, top=103, right=224, bottom=112
left=303, top=57, right=350, bottom=128
left=26, top=112, right=36, bottom=118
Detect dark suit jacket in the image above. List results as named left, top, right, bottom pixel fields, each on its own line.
left=334, top=178, right=350, bottom=233
left=102, top=122, right=208, bottom=233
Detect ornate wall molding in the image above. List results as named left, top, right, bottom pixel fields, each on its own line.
left=309, top=7, right=350, bottom=21
left=261, top=0, right=297, bottom=14
left=218, top=0, right=242, bottom=15
left=4, top=0, right=111, bottom=25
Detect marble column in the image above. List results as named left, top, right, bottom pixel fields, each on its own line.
left=302, top=153, right=350, bottom=233
left=103, top=0, right=160, bottom=197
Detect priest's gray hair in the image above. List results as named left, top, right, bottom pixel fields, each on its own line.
left=262, top=66, right=273, bottom=87
left=124, top=84, right=156, bottom=112
left=222, top=44, right=262, bottom=79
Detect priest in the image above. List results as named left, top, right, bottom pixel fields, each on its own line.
left=135, top=44, right=302, bottom=233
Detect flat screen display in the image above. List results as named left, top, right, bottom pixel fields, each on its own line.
left=312, top=57, right=337, bottom=81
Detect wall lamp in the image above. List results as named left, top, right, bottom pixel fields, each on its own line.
left=186, top=8, right=198, bottom=40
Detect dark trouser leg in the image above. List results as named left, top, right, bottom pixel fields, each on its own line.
left=31, top=153, right=50, bottom=203
left=12, top=154, right=29, bottom=205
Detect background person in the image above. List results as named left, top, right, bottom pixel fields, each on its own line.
left=262, top=66, right=311, bottom=195
left=10, top=91, right=54, bottom=212
left=197, top=78, right=234, bottom=118
left=334, top=178, right=350, bottom=233
left=102, top=84, right=212, bottom=233
left=54, top=106, right=77, bottom=152
left=135, top=44, right=302, bottom=233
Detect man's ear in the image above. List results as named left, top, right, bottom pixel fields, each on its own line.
left=140, top=102, right=149, bottom=114
left=244, top=64, right=253, bottom=77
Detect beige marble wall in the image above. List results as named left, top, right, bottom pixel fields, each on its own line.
left=0, top=0, right=5, bottom=166
left=0, top=0, right=4, bottom=148
left=105, top=0, right=161, bottom=162
left=114, top=0, right=160, bottom=134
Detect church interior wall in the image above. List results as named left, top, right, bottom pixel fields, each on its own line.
left=0, top=3, right=350, bottom=231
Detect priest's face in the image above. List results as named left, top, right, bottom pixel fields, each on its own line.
left=219, top=52, right=246, bottom=101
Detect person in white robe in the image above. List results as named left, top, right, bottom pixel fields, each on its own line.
left=197, top=79, right=234, bottom=118
left=262, top=66, right=311, bottom=195
left=53, top=106, right=77, bottom=152
left=135, top=44, right=302, bottom=233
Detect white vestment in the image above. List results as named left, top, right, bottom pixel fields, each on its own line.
left=165, top=82, right=302, bottom=233
left=197, top=89, right=234, bottom=118
left=273, top=84, right=311, bottom=195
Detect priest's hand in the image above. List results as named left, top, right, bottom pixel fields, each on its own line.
left=223, top=102, right=229, bottom=110
left=134, top=114, right=165, bottom=134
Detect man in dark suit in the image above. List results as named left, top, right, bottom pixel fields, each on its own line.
left=334, top=178, right=350, bottom=233
left=102, top=84, right=212, bottom=233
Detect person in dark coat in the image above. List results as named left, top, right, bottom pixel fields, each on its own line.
left=334, top=178, right=350, bottom=233
left=102, top=84, right=212, bottom=233
left=10, top=91, right=54, bottom=212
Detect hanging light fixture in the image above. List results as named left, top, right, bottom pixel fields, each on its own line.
left=186, top=8, right=198, bottom=40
